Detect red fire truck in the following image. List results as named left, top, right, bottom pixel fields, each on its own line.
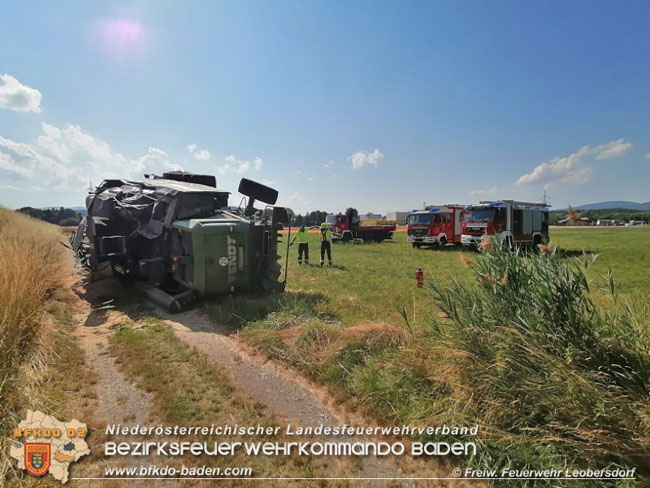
left=461, top=200, right=550, bottom=248
left=406, top=205, right=465, bottom=248
left=326, top=208, right=396, bottom=243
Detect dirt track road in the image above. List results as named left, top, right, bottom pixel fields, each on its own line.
left=164, top=310, right=416, bottom=483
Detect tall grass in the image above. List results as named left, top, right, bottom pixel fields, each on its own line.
left=425, top=244, right=650, bottom=479
left=0, top=207, right=66, bottom=476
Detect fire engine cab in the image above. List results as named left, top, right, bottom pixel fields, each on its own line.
left=406, top=205, right=465, bottom=248
left=461, top=200, right=550, bottom=248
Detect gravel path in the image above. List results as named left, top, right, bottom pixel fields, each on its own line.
left=67, top=266, right=182, bottom=486
left=164, top=309, right=474, bottom=486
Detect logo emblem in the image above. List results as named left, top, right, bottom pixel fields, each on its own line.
left=25, top=443, right=51, bottom=476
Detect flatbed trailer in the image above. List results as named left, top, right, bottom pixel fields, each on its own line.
left=326, top=208, right=396, bottom=243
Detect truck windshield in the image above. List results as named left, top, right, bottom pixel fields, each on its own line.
left=325, top=215, right=337, bottom=225
left=465, top=209, right=494, bottom=222
left=408, top=214, right=432, bottom=225
left=176, top=194, right=223, bottom=220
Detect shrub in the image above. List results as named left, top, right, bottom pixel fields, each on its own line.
left=426, top=244, right=650, bottom=480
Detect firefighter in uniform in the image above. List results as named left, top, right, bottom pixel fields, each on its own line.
left=290, top=225, right=310, bottom=265
left=319, top=222, right=333, bottom=267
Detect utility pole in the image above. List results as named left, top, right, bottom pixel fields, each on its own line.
left=540, top=191, right=550, bottom=206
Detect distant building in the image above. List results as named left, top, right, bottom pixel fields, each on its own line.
left=385, top=211, right=410, bottom=224
left=596, top=219, right=626, bottom=226
left=359, top=212, right=383, bottom=221
left=557, top=217, right=592, bottom=226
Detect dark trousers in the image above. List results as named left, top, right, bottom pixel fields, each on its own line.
left=320, top=241, right=332, bottom=264
left=298, top=243, right=309, bottom=264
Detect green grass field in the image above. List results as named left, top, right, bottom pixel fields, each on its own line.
left=203, top=227, right=650, bottom=484
left=273, top=226, right=650, bottom=326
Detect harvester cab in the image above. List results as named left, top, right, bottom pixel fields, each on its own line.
left=71, top=172, right=292, bottom=312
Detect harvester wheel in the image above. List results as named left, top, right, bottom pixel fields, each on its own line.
left=238, top=178, right=279, bottom=205
left=261, top=261, right=284, bottom=292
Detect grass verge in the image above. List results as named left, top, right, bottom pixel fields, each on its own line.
left=0, top=211, right=96, bottom=485
left=0, top=208, right=72, bottom=483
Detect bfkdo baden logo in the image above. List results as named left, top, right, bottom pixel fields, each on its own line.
left=10, top=410, right=90, bottom=484
left=25, top=443, right=51, bottom=476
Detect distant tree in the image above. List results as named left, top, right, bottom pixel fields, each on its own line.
left=16, top=207, right=82, bottom=226
left=291, top=210, right=331, bottom=227
left=59, top=217, right=81, bottom=226
left=307, top=210, right=329, bottom=226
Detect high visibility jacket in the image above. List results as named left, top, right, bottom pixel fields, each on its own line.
left=294, top=229, right=309, bottom=244
left=320, top=229, right=333, bottom=242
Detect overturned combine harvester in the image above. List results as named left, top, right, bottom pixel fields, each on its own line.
left=71, top=172, right=291, bottom=312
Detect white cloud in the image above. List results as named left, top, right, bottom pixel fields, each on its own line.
left=516, top=139, right=631, bottom=187
left=0, top=149, right=34, bottom=178
left=307, top=176, right=316, bottom=182
left=0, top=132, right=74, bottom=182
left=323, top=161, right=333, bottom=169
left=0, top=74, right=42, bottom=113
left=0, top=184, right=19, bottom=191
left=471, top=186, right=503, bottom=196
left=282, top=192, right=312, bottom=213
left=644, top=152, right=650, bottom=160
left=593, top=139, right=632, bottom=160
left=0, top=122, right=182, bottom=192
left=217, top=155, right=262, bottom=175
left=186, top=143, right=211, bottom=160
left=348, top=148, right=384, bottom=169
left=130, top=147, right=182, bottom=178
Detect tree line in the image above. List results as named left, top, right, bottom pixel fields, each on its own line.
left=16, top=207, right=82, bottom=227
left=292, top=210, right=330, bottom=227
left=549, top=208, right=650, bottom=224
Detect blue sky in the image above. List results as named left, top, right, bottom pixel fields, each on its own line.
left=1, top=1, right=649, bottom=213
